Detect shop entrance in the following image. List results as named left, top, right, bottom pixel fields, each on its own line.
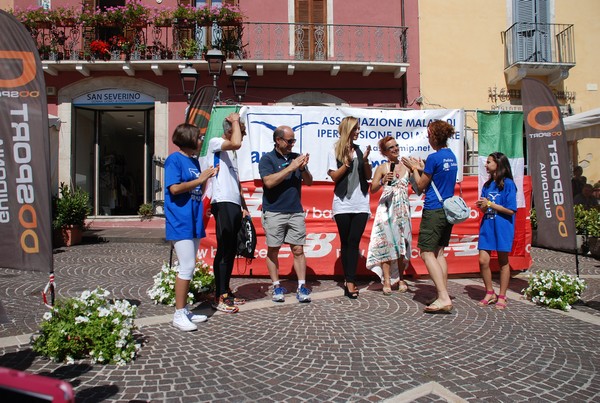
left=73, top=106, right=155, bottom=216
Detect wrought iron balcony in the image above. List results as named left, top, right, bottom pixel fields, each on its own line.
left=30, top=21, right=408, bottom=77
left=502, top=22, right=575, bottom=85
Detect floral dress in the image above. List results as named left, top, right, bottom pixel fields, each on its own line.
left=366, top=170, right=412, bottom=283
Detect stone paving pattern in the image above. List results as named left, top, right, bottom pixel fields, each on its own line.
left=0, top=242, right=599, bottom=402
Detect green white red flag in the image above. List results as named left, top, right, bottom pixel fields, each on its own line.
left=477, top=111, right=525, bottom=208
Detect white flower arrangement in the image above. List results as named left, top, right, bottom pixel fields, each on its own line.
left=148, top=259, right=215, bottom=306
left=31, top=288, right=140, bottom=366
left=522, top=270, right=587, bottom=311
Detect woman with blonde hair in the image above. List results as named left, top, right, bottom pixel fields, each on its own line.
left=327, top=116, right=372, bottom=298
left=366, top=135, right=412, bottom=295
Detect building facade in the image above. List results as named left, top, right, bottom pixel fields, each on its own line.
left=3, top=0, right=418, bottom=217
left=418, top=0, right=600, bottom=182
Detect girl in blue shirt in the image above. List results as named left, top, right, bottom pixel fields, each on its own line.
left=476, top=152, right=517, bottom=310
left=164, top=123, right=217, bottom=331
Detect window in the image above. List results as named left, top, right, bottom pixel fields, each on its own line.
left=295, top=0, right=327, bottom=60
left=513, top=0, right=551, bottom=62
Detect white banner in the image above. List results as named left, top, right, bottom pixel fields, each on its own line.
left=236, top=106, right=464, bottom=182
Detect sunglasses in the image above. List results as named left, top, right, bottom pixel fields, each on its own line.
left=280, top=137, right=297, bottom=145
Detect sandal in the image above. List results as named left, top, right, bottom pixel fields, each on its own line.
left=424, top=299, right=453, bottom=314
left=398, top=280, right=408, bottom=293
left=216, top=295, right=239, bottom=314
left=227, top=289, right=246, bottom=305
left=495, top=295, right=508, bottom=310
left=478, top=290, right=498, bottom=306
left=344, top=283, right=359, bottom=299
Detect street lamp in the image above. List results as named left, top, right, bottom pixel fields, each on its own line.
left=231, top=65, right=250, bottom=103
left=205, top=48, right=225, bottom=87
left=180, top=63, right=199, bottom=103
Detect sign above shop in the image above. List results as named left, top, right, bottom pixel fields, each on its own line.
left=73, top=89, right=154, bottom=106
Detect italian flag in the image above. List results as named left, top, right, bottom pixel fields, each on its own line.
left=477, top=111, right=525, bottom=208
left=197, top=106, right=240, bottom=226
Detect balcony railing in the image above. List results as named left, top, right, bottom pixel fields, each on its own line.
left=27, top=21, right=407, bottom=64
left=242, top=23, right=408, bottom=63
left=502, top=22, right=575, bottom=68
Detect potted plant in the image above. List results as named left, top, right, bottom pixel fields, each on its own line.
left=90, top=39, right=110, bottom=60
left=172, top=4, right=196, bottom=26
left=180, top=38, right=199, bottom=59
left=584, top=207, right=600, bottom=258
left=138, top=203, right=154, bottom=221
left=150, top=7, right=173, bottom=27
left=52, top=183, right=91, bottom=247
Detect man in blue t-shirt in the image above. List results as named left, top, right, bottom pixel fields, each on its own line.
left=258, top=125, right=313, bottom=303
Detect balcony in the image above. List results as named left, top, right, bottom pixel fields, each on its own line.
left=30, top=21, right=408, bottom=78
left=502, top=22, right=575, bottom=85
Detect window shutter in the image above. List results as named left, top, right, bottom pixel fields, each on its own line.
left=294, top=1, right=327, bottom=60
left=513, top=0, right=551, bottom=63
left=312, top=0, right=325, bottom=24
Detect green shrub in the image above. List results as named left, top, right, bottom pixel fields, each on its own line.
left=52, top=183, right=91, bottom=229
left=138, top=203, right=154, bottom=220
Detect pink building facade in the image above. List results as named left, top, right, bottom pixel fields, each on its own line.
left=5, top=0, right=420, bottom=217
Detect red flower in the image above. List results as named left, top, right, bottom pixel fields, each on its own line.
left=90, top=40, right=110, bottom=54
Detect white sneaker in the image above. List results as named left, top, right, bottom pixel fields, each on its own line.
left=183, top=307, right=207, bottom=323
left=172, top=310, right=198, bottom=331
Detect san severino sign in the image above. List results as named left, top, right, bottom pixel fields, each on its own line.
left=73, top=89, right=154, bottom=106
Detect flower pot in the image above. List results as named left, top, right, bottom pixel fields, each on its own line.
left=589, top=237, right=600, bottom=259
left=54, top=226, right=83, bottom=247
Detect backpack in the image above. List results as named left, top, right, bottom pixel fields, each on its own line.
left=236, top=216, right=256, bottom=259
left=431, top=181, right=470, bottom=225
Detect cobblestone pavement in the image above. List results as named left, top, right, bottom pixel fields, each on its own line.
left=0, top=243, right=598, bottom=402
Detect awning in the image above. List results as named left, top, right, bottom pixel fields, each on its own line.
left=563, top=107, right=600, bottom=141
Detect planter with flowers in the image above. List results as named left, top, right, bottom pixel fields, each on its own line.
left=90, top=39, right=110, bottom=60
left=148, top=260, right=215, bottom=306
left=150, top=7, right=173, bottom=27
left=172, top=4, right=197, bottom=27
left=109, top=35, right=132, bottom=60
left=31, top=288, right=140, bottom=365
left=522, top=269, right=587, bottom=311
left=101, top=0, right=150, bottom=27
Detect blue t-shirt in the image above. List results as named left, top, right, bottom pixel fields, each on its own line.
left=423, top=148, right=458, bottom=210
left=258, top=149, right=304, bottom=213
left=478, top=178, right=517, bottom=252
left=164, top=152, right=206, bottom=241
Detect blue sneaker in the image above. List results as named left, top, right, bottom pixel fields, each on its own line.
left=272, top=286, right=286, bottom=302
left=296, top=285, right=312, bottom=303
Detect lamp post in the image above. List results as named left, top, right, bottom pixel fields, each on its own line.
left=231, top=65, right=250, bottom=103
left=180, top=60, right=250, bottom=105
left=180, top=63, right=199, bottom=103
left=205, top=48, right=225, bottom=87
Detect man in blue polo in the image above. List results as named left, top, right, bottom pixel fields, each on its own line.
left=258, top=125, right=313, bottom=302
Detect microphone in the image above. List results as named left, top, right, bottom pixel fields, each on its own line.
left=388, top=163, right=396, bottom=186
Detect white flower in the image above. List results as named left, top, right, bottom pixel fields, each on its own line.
left=75, top=316, right=90, bottom=324
left=43, top=311, right=52, bottom=321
